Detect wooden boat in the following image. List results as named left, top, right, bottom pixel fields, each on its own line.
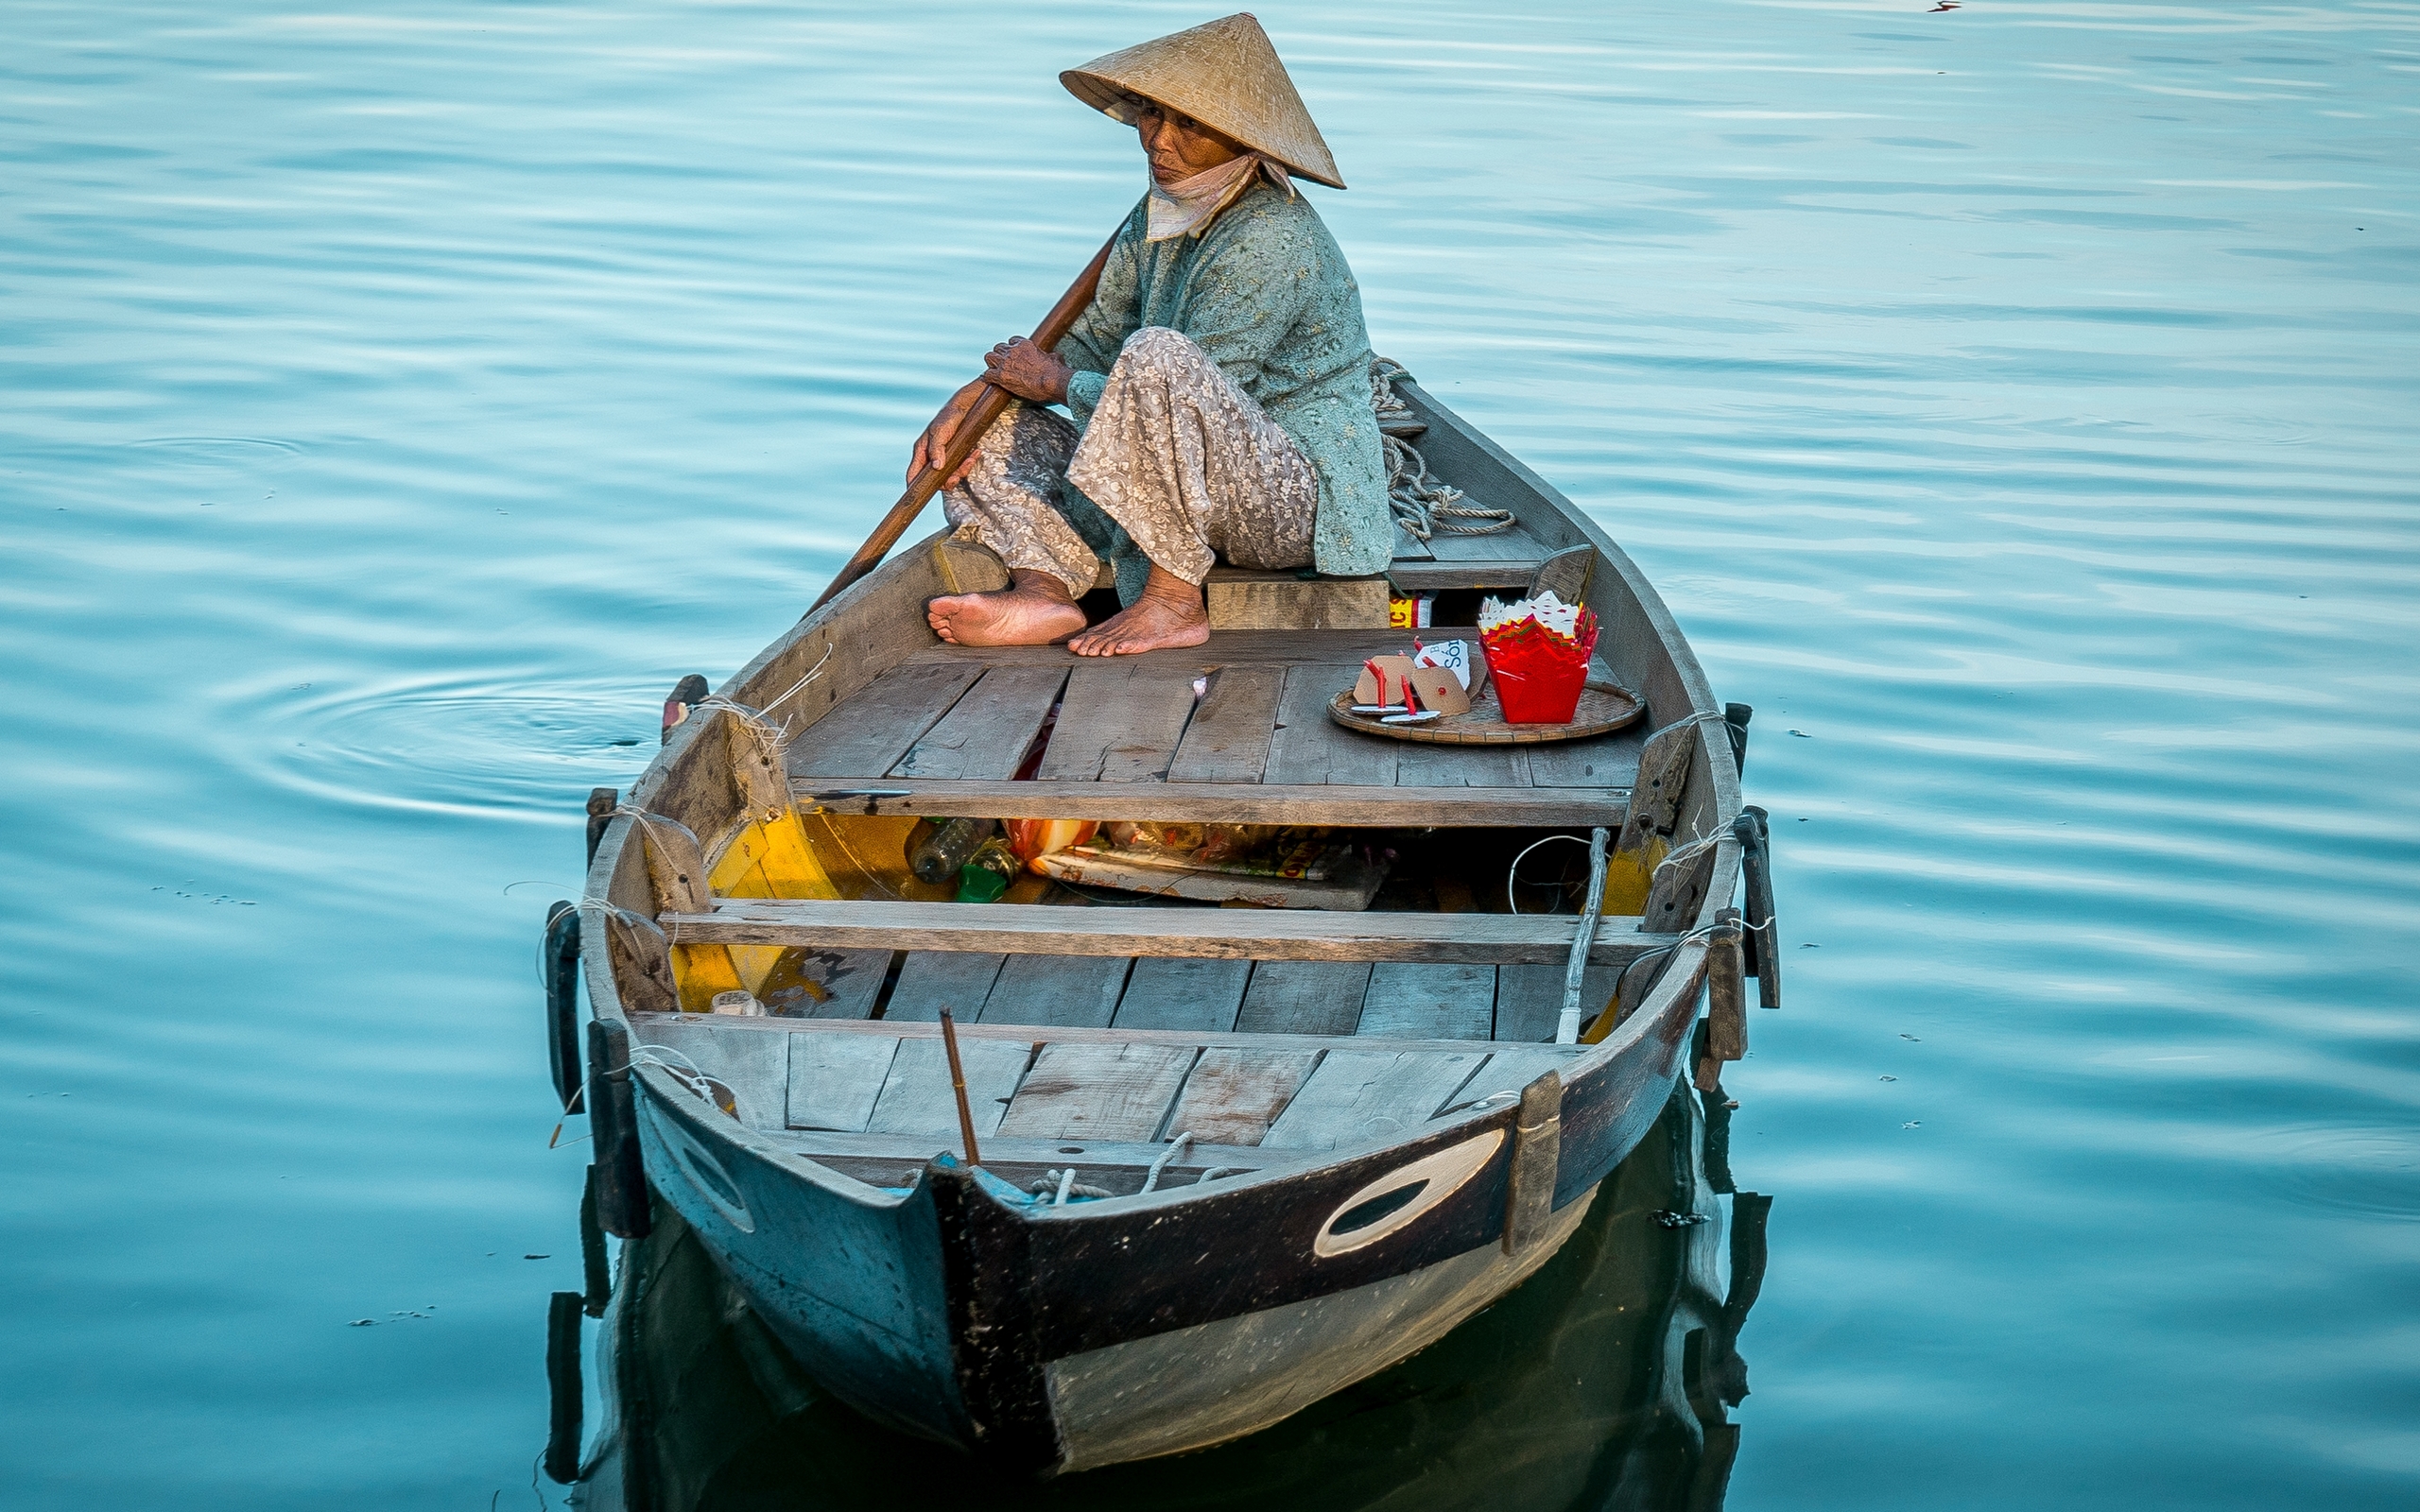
left=563, top=1087, right=1772, bottom=1508
left=551, top=374, right=1778, bottom=1476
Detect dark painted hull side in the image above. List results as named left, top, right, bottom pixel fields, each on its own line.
left=630, top=964, right=1703, bottom=1469
left=580, top=1085, right=1759, bottom=1508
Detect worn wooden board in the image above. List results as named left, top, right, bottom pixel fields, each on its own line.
left=1448, top=1046, right=1581, bottom=1111
left=1526, top=718, right=1649, bottom=790
left=1394, top=738, right=1531, bottom=788
left=1233, top=960, right=1373, bottom=1035
left=1037, top=662, right=1201, bottom=782
left=1164, top=1046, right=1323, bottom=1147
left=1112, top=958, right=1253, bottom=1033
left=895, top=630, right=1408, bottom=671
left=762, top=947, right=892, bottom=1020
left=633, top=1010, right=1538, bottom=1057
left=796, top=776, right=1628, bottom=828
left=994, top=1042, right=1198, bottom=1142
left=880, top=950, right=1006, bottom=1022
left=863, top=1034, right=1033, bottom=1138
left=680, top=898, right=1674, bottom=967
left=1423, top=517, right=1550, bottom=563
left=784, top=1033, right=902, bottom=1132
left=631, top=1015, right=788, bottom=1130
left=1204, top=576, right=1391, bottom=631
left=766, top=1127, right=1300, bottom=1177
left=1493, top=960, right=1624, bottom=1042
left=1260, top=1049, right=1487, bottom=1153
left=787, top=663, right=985, bottom=780
left=889, top=664, right=1068, bottom=781
left=1262, top=664, right=1401, bottom=787
left=1165, top=665, right=1285, bottom=783
left=1356, top=962, right=1497, bottom=1041
left=1386, top=559, right=1540, bottom=592
left=978, top=954, right=1132, bottom=1028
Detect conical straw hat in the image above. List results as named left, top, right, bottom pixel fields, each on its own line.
left=1062, top=13, right=1345, bottom=190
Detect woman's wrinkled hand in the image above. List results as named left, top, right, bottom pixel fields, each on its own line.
left=983, top=335, right=1073, bottom=406
left=909, top=377, right=993, bottom=488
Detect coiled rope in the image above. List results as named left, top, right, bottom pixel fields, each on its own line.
left=1371, top=357, right=1516, bottom=541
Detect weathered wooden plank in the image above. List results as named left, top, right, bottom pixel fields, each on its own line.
left=784, top=1033, right=901, bottom=1131
left=1263, top=663, right=1399, bottom=787
left=1447, top=1046, right=1576, bottom=1111
left=1393, top=739, right=1532, bottom=789
left=1384, top=559, right=1538, bottom=592
left=880, top=950, right=1006, bottom=1022
left=1165, top=665, right=1285, bottom=784
left=763, top=1127, right=1301, bottom=1178
left=889, top=663, right=1068, bottom=781
left=978, top=954, right=1132, bottom=1028
left=1492, top=959, right=1624, bottom=1042
left=1204, top=576, right=1391, bottom=631
left=863, top=1035, right=1032, bottom=1138
left=679, top=899, right=1675, bottom=967
left=631, top=1015, right=787, bottom=1129
left=794, top=775, right=1624, bottom=827
left=787, top=663, right=985, bottom=780
left=1235, top=960, right=1372, bottom=1034
left=1112, top=957, right=1253, bottom=1033
left=763, top=947, right=892, bottom=1020
left=1037, top=662, right=1201, bottom=783
left=896, top=630, right=1409, bottom=671
left=1260, top=1049, right=1488, bottom=1153
left=1525, top=719, right=1648, bottom=790
left=995, top=1042, right=1197, bottom=1142
left=1641, top=838, right=1722, bottom=935
left=1165, top=1047, right=1322, bottom=1147
left=631, top=1009, right=1590, bottom=1060
left=1356, top=962, right=1497, bottom=1041
left=1424, top=517, right=1549, bottom=562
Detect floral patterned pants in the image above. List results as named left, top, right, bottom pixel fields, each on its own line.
left=941, top=326, right=1316, bottom=601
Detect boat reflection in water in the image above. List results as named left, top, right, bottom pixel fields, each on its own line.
left=556, top=1085, right=1771, bottom=1512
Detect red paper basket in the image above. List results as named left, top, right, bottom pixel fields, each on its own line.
left=1481, top=610, right=1598, bottom=724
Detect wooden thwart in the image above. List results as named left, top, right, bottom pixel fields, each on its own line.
left=792, top=777, right=1630, bottom=828
left=668, top=899, right=1679, bottom=967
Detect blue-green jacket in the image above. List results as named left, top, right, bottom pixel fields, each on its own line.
left=1054, top=183, right=1392, bottom=579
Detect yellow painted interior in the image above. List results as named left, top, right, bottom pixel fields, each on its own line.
left=1598, top=834, right=1665, bottom=919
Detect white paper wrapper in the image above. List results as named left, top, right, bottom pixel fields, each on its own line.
left=1478, top=589, right=1582, bottom=640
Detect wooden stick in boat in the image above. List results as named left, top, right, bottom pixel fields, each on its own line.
left=938, top=1006, right=983, bottom=1168
left=808, top=226, right=1124, bottom=612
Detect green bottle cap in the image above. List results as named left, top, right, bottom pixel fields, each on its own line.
left=956, top=863, right=1010, bottom=903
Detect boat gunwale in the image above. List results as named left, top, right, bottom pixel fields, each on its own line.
left=582, top=379, right=1739, bottom=1200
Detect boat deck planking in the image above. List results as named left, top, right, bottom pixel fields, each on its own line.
left=635, top=1010, right=1584, bottom=1175
left=787, top=628, right=1649, bottom=827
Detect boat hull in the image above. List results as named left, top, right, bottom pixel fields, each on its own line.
left=629, top=973, right=1696, bottom=1471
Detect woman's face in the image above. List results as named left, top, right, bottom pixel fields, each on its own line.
left=1133, top=100, right=1246, bottom=184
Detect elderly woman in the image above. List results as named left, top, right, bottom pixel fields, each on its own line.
left=915, top=14, right=1392, bottom=657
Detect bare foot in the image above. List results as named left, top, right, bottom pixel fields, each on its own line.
left=1068, top=566, right=1210, bottom=657
left=927, top=572, right=1086, bottom=646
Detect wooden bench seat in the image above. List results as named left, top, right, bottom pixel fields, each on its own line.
left=786, top=629, right=1650, bottom=828
left=664, top=897, right=1673, bottom=969
left=632, top=1013, right=1583, bottom=1170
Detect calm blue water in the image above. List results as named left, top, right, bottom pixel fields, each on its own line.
left=5, top=2, right=2415, bottom=1506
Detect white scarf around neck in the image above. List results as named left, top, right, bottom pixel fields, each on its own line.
left=1145, top=152, right=1295, bottom=242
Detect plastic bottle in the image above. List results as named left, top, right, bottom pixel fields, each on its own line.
left=907, top=816, right=997, bottom=885
left=956, top=837, right=1021, bottom=903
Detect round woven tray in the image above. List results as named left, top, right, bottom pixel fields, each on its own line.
left=1326, top=680, right=1646, bottom=746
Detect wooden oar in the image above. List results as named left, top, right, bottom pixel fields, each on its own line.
left=808, top=226, right=1123, bottom=613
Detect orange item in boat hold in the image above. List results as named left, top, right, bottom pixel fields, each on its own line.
left=1005, top=817, right=1099, bottom=866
